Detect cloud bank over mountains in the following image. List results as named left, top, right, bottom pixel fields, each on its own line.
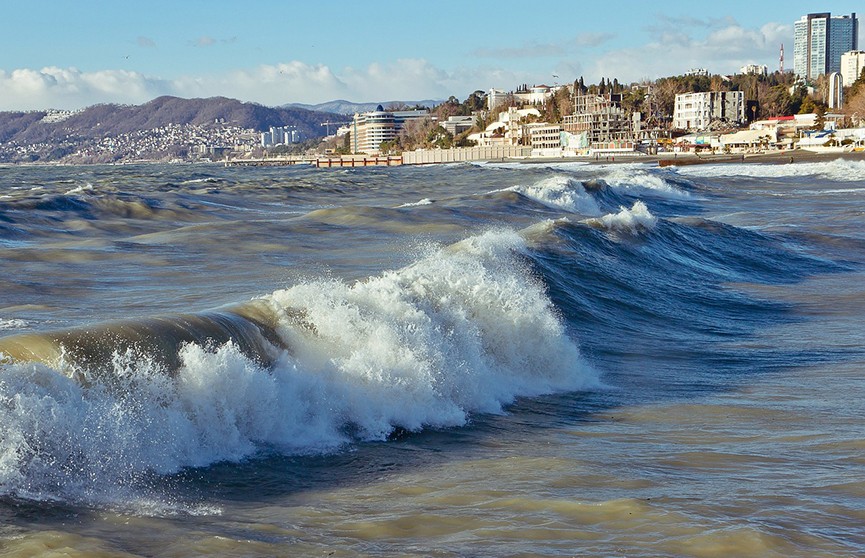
left=0, top=18, right=792, bottom=111
left=0, top=60, right=522, bottom=111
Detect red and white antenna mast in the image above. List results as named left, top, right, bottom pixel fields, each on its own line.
left=780, top=43, right=784, bottom=73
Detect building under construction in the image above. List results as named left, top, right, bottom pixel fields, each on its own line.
left=562, top=93, right=635, bottom=149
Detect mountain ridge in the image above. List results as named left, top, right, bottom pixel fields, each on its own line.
left=0, top=96, right=346, bottom=163
left=284, top=99, right=443, bottom=115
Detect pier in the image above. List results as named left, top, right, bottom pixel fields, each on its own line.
left=224, top=155, right=403, bottom=168
left=224, top=156, right=315, bottom=167
left=314, top=156, right=403, bottom=168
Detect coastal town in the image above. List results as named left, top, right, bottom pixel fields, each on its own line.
left=0, top=10, right=862, bottom=166
left=313, top=10, right=863, bottom=166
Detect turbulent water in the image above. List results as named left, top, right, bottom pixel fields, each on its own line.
left=0, top=159, right=863, bottom=556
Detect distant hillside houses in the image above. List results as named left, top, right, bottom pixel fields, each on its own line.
left=469, top=107, right=541, bottom=147
left=487, top=84, right=565, bottom=110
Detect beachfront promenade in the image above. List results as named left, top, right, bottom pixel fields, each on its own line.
left=225, top=146, right=860, bottom=169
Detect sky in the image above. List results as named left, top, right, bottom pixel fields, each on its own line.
left=1, top=1, right=862, bottom=111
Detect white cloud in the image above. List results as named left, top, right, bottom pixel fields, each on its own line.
left=0, top=67, right=171, bottom=110
left=590, top=20, right=791, bottom=82
left=0, top=18, right=791, bottom=112
left=0, top=59, right=529, bottom=110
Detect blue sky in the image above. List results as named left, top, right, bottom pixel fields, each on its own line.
left=1, top=1, right=861, bottom=110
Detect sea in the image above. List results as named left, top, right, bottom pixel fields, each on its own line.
left=0, top=158, right=863, bottom=557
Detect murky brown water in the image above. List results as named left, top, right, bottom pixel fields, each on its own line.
left=1, top=161, right=864, bottom=556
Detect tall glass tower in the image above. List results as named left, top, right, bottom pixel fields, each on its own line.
left=794, top=12, right=858, bottom=79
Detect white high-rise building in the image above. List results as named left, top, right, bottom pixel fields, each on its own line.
left=794, top=12, right=858, bottom=79
left=841, top=50, right=865, bottom=85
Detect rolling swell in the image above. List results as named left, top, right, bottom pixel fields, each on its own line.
left=0, top=228, right=597, bottom=504
left=526, top=205, right=842, bottom=381
left=0, top=302, right=285, bottom=375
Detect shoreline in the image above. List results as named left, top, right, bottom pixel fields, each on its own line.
left=517, top=149, right=865, bottom=166
left=2, top=149, right=863, bottom=169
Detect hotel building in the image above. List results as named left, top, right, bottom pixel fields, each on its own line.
left=351, top=108, right=429, bottom=154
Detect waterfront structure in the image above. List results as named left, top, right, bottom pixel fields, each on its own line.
left=562, top=94, right=631, bottom=148
left=719, top=128, right=779, bottom=152
left=672, top=91, right=745, bottom=131
left=529, top=124, right=563, bottom=150
left=351, top=108, right=430, bottom=154
left=841, top=50, right=865, bottom=85
left=794, top=13, right=858, bottom=79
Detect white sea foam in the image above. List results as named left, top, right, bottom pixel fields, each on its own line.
left=586, top=201, right=657, bottom=233
left=180, top=177, right=220, bottom=185
left=498, top=175, right=602, bottom=215
left=0, top=318, right=28, bottom=330
left=397, top=198, right=434, bottom=207
left=64, top=183, right=95, bottom=195
left=673, top=158, right=865, bottom=182
left=597, top=166, right=692, bottom=199
left=0, top=230, right=597, bottom=507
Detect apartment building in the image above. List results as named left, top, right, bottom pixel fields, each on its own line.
left=529, top=124, right=563, bottom=150
left=439, top=115, right=475, bottom=136
left=261, top=125, right=300, bottom=147
left=673, top=91, right=745, bottom=131
left=841, top=50, right=865, bottom=85
left=739, top=64, right=768, bottom=76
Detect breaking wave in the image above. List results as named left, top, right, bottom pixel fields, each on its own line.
left=672, top=158, right=865, bottom=182
left=498, top=175, right=602, bottom=215
left=585, top=201, right=658, bottom=233
left=0, top=229, right=597, bottom=506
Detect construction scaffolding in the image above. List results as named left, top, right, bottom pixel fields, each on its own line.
left=562, top=93, right=633, bottom=148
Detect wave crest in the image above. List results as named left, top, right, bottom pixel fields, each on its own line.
left=499, top=175, right=602, bottom=215
left=0, top=229, right=597, bottom=505
left=672, top=158, right=865, bottom=182
left=586, top=201, right=657, bottom=233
